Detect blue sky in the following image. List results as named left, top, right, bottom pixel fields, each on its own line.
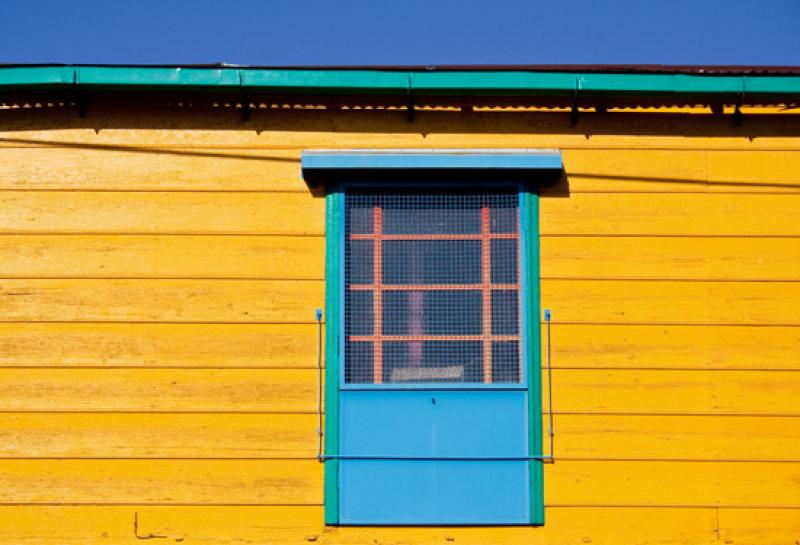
left=0, top=0, right=798, bottom=66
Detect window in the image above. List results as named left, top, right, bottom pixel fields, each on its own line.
left=302, top=150, right=560, bottom=526
left=344, top=191, right=523, bottom=385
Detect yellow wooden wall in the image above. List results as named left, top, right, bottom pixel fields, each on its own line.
left=0, top=104, right=798, bottom=544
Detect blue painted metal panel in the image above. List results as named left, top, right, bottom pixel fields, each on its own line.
left=302, top=150, right=563, bottom=171
left=340, top=390, right=527, bottom=458
left=340, top=460, right=529, bottom=524
left=339, top=389, right=530, bottom=524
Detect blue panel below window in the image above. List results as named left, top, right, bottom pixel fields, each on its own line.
left=340, top=390, right=527, bottom=457
left=339, top=390, right=530, bottom=524
left=340, top=460, right=530, bottom=524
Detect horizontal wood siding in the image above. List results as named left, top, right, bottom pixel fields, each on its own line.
left=0, top=106, right=797, bottom=544
left=0, top=506, right=725, bottom=545
left=0, top=459, right=797, bottom=507
left=0, top=368, right=796, bottom=415
left=0, top=413, right=797, bottom=461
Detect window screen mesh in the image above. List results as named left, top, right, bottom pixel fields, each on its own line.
left=344, top=191, right=522, bottom=384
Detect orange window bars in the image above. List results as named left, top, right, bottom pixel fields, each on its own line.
left=344, top=191, right=522, bottom=384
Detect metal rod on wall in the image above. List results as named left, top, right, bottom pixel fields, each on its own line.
left=316, top=308, right=324, bottom=461
left=544, top=308, right=555, bottom=462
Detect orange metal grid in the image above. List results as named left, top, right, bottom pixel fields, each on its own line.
left=350, top=335, right=519, bottom=342
left=480, top=204, right=493, bottom=383
left=372, top=205, right=383, bottom=384
left=349, top=283, right=518, bottom=291
left=348, top=201, right=522, bottom=384
left=350, top=233, right=517, bottom=241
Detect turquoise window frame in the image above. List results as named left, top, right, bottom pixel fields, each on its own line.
left=309, top=150, right=558, bottom=526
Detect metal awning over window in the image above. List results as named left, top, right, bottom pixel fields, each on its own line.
left=301, top=149, right=563, bottom=187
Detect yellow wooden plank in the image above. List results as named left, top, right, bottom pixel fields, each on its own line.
left=0, top=506, right=721, bottom=545
left=553, top=415, right=800, bottom=461
left=0, top=191, right=325, bottom=234
left=541, top=193, right=800, bottom=235
left=2, top=413, right=798, bottom=462
left=552, top=148, right=711, bottom=194
left=0, top=413, right=317, bottom=458
left=2, top=146, right=797, bottom=195
left=0, top=235, right=324, bottom=279
left=541, top=236, right=800, bottom=280
left=0, top=369, right=316, bottom=412
left=541, top=280, right=800, bottom=325
left=0, top=322, right=794, bottom=370
left=551, top=369, right=800, bottom=416
left=1, top=278, right=796, bottom=325
left=2, top=186, right=798, bottom=239
left=0, top=146, right=306, bottom=191
left=0, top=506, right=319, bottom=545
left=3, top=106, right=800, bottom=150
left=707, top=150, right=800, bottom=190
left=0, top=323, right=319, bottom=367
left=558, top=149, right=800, bottom=194
left=0, top=368, right=795, bottom=415
left=563, top=148, right=708, bottom=181
left=544, top=460, right=800, bottom=507
left=551, top=174, right=800, bottom=195
left=0, top=146, right=711, bottom=194
left=0, top=459, right=322, bottom=504
left=719, top=508, right=800, bottom=545
left=0, top=323, right=321, bottom=367
left=318, top=506, right=719, bottom=545
left=0, top=279, right=324, bottom=323
left=0, top=234, right=712, bottom=284
left=7, top=234, right=798, bottom=281
left=0, top=459, right=794, bottom=507
left=0, top=503, right=778, bottom=544
left=541, top=324, right=800, bottom=369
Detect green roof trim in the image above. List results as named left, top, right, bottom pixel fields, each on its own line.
left=243, top=69, right=409, bottom=93
left=77, top=66, right=241, bottom=88
left=0, top=66, right=75, bottom=87
left=1, top=66, right=799, bottom=97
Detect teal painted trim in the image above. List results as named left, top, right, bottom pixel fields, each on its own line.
left=0, top=66, right=73, bottom=88
left=77, top=66, right=240, bottom=88
left=746, top=76, right=800, bottom=93
left=302, top=150, right=562, bottom=171
left=243, top=69, right=409, bottom=94
left=578, top=73, right=745, bottom=94
left=411, top=71, right=578, bottom=95
left=525, top=189, right=545, bottom=525
left=324, top=188, right=342, bottom=525
left=1, top=66, right=800, bottom=97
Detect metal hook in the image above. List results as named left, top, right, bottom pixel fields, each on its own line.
left=239, top=72, right=250, bottom=123
left=570, top=88, right=579, bottom=125
left=733, top=92, right=743, bottom=127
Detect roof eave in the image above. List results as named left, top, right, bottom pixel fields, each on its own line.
left=1, top=66, right=799, bottom=98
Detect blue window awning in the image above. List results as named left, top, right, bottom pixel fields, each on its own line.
left=301, top=149, right=563, bottom=187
